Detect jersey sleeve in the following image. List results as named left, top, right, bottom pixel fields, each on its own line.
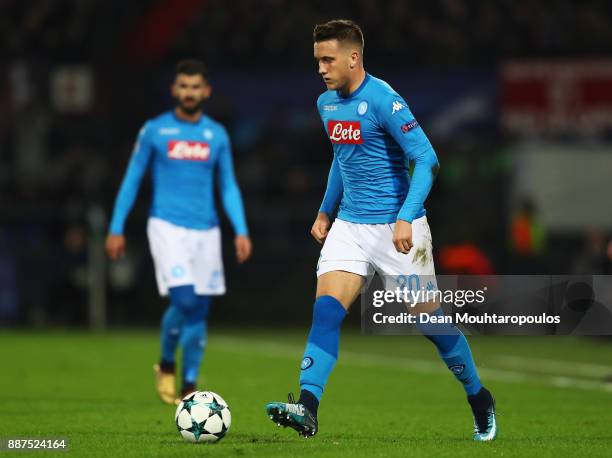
left=319, top=155, right=343, bottom=215
left=376, top=93, right=439, bottom=223
left=316, top=93, right=344, bottom=215
left=216, top=129, right=249, bottom=236
left=108, top=122, right=154, bottom=235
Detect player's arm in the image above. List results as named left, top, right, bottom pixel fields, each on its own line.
left=216, top=131, right=252, bottom=263
left=312, top=155, right=343, bottom=244
left=106, top=123, right=154, bottom=260
left=379, top=95, right=439, bottom=253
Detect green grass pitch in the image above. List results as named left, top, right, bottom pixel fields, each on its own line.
left=1, top=328, right=611, bottom=457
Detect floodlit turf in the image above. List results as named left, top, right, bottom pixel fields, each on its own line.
left=1, top=328, right=611, bottom=457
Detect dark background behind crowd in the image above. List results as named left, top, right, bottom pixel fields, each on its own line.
left=1, top=0, right=611, bottom=327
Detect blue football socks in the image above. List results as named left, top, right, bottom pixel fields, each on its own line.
left=299, top=295, right=347, bottom=405
left=416, top=308, right=482, bottom=395
left=161, top=285, right=211, bottom=389
left=296, top=297, right=482, bottom=417
left=160, top=305, right=184, bottom=366
left=180, top=294, right=210, bottom=386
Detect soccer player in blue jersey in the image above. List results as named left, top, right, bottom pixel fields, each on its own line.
left=265, top=20, right=497, bottom=441
left=106, top=60, right=252, bottom=404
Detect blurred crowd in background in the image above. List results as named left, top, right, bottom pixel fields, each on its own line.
left=3, top=0, right=612, bottom=64
left=1, top=0, right=612, bottom=327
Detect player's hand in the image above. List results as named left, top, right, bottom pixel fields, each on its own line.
left=311, top=212, right=331, bottom=244
left=235, top=235, right=252, bottom=264
left=106, top=234, right=126, bottom=260
left=392, top=219, right=413, bottom=254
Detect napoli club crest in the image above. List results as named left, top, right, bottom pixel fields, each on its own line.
left=449, top=364, right=465, bottom=375
left=301, top=357, right=314, bottom=370
left=357, top=101, right=368, bottom=116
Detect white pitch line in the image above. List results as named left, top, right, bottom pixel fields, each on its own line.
left=212, top=335, right=612, bottom=394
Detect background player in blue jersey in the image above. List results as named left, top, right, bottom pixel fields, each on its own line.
left=266, top=21, right=497, bottom=441
left=106, top=60, right=252, bottom=404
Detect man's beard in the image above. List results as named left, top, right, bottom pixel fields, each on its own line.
left=177, top=98, right=203, bottom=115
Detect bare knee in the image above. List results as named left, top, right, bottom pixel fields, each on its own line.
left=316, top=271, right=365, bottom=310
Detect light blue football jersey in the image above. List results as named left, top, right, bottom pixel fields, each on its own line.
left=317, top=73, right=439, bottom=224
left=109, top=111, right=248, bottom=235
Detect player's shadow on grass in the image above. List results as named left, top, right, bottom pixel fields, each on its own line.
left=158, top=433, right=297, bottom=445
left=227, top=433, right=298, bottom=444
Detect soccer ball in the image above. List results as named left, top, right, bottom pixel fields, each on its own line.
left=174, top=391, right=231, bottom=443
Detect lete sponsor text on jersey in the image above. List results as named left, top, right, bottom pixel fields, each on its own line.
left=327, top=120, right=363, bottom=144
left=167, top=141, right=211, bottom=161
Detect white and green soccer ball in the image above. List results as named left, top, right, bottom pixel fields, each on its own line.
left=174, top=391, right=231, bottom=443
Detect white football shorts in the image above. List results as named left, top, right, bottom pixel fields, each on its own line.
left=147, top=217, right=226, bottom=296
left=316, top=216, right=437, bottom=292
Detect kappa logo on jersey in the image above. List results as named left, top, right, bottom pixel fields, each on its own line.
left=327, top=121, right=363, bottom=144
left=167, top=141, right=211, bottom=161
left=401, top=120, right=419, bottom=133
left=392, top=100, right=405, bottom=114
